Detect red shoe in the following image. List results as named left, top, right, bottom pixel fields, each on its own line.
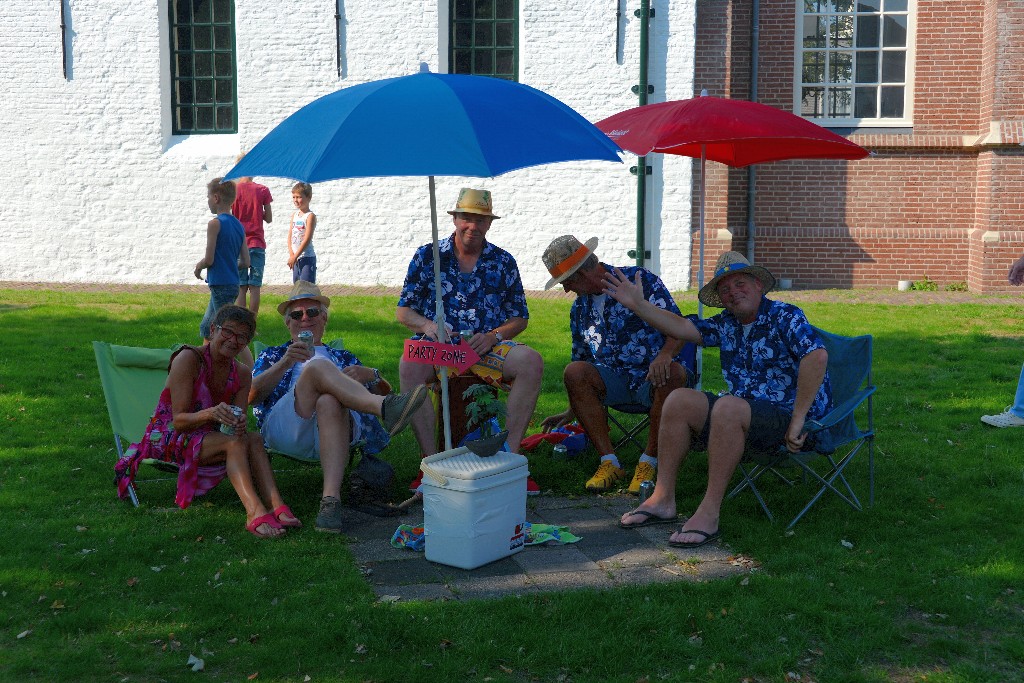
left=409, top=454, right=428, bottom=492
left=527, top=476, right=540, bottom=496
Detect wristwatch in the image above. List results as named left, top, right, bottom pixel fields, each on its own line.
left=367, top=368, right=382, bottom=388
left=492, top=330, right=504, bottom=343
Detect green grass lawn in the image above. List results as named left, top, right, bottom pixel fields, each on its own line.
left=1, top=288, right=1023, bottom=682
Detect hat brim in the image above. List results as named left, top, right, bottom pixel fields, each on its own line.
left=697, top=265, right=776, bottom=307
left=543, top=237, right=600, bottom=290
left=447, top=208, right=500, bottom=219
left=277, top=293, right=332, bottom=316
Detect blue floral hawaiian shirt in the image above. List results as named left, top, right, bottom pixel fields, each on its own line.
left=252, top=342, right=389, bottom=455
left=397, top=235, right=529, bottom=336
left=570, top=264, right=695, bottom=392
left=689, top=297, right=832, bottom=420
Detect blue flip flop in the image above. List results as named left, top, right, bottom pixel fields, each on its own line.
left=668, top=527, right=721, bottom=548
left=619, top=509, right=678, bottom=529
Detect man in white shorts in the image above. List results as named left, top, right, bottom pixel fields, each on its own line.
left=250, top=281, right=426, bottom=533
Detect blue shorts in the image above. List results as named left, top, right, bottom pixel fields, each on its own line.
left=595, top=364, right=653, bottom=410
left=200, top=284, right=239, bottom=339
left=293, top=255, right=316, bottom=283
left=691, top=392, right=793, bottom=455
left=238, top=248, right=266, bottom=287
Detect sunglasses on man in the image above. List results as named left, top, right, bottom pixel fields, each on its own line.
left=288, top=306, right=322, bottom=321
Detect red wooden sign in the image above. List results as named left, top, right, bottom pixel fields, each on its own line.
left=403, top=338, right=481, bottom=373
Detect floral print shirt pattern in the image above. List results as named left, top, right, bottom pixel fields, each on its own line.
left=397, top=235, right=529, bottom=337
left=570, top=264, right=694, bottom=392
left=252, top=342, right=389, bottom=455
left=689, top=297, right=832, bottom=419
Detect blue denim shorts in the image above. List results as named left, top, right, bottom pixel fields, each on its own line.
left=691, top=392, right=792, bottom=455
left=293, top=255, right=316, bottom=283
left=200, top=284, right=240, bottom=339
left=238, top=248, right=266, bottom=286
left=594, top=364, right=652, bottom=410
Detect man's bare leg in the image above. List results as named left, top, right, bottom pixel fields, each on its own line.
left=498, top=345, right=544, bottom=453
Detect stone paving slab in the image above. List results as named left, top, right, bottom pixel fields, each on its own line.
left=349, top=493, right=755, bottom=603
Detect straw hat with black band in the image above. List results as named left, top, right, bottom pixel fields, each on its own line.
left=446, top=188, right=500, bottom=219
left=277, top=280, right=331, bottom=315
left=698, top=251, right=776, bottom=308
left=542, top=235, right=600, bottom=290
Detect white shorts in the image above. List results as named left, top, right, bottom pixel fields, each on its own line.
left=261, top=384, right=363, bottom=461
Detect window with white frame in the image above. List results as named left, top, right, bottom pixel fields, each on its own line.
left=797, top=0, right=912, bottom=125
left=449, top=0, right=518, bottom=81
left=168, top=0, right=237, bottom=134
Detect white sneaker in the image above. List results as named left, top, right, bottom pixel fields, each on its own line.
left=980, top=408, right=1024, bottom=428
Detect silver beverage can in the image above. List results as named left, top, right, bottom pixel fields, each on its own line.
left=297, top=330, right=314, bottom=350
left=638, top=480, right=655, bottom=503
left=220, top=405, right=243, bottom=435
left=552, top=443, right=568, bottom=460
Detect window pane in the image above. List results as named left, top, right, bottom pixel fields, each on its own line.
left=175, top=53, right=193, bottom=77
left=193, top=0, right=211, bottom=24
left=195, top=79, right=213, bottom=104
left=831, top=15, right=853, bottom=48
left=454, top=0, right=472, bottom=18
left=856, top=0, right=880, bottom=10
left=194, top=26, right=212, bottom=50
left=834, top=0, right=854, bottom=12
left=803, top=52, right=825, bottom=83
left=454, top=22, right=471, bottom=47
left=474, top=22, right=494, bottom=47
left=454, top=49, right=472, bottom=73
left=475, top=0, right=493, bottom=20
left=216, top=105, right=234, bottom=130
left=173, top=0, right=190, bottom=24
left=496, top=21, right=514, bottom=47
left=881, top=51, right=905, bottom=83
left=214, top=25, right=231, bottom=50
left=883, top=14, right=907, bottom=47
left=804, top=0, right=829, bottom=11
left=196, top=106, right=214, bottom=131
left=880, top=85, right=904, bottom=117
left=176, top=106, right=194, bottom=130
left=801, top=87, right=825, bottom=116
left=856, top=15, right=879, bottom=47
left=803, top=16, right=826, bottom=48
left=212, top=0, right=231, bottom=23
left=176, top=80, right=194, bottom=104
left=855, top=52, right=878, bottom=83
left=175, top=27, right=192, bottom=51
left=194, top=53, right=212, bottom=77
left=830, top=52, right=853, bottom=82
left=885, top=0, right=907, bottom=10
left=215, top=52, right=232, bottom=77
left=829, top=87, right=852, bottom=117
left=216, top=78, right=233, bottom=103
left=854, top=86, right=877, bottom=117
left=474, top=50, right=493, bottom=74
left=495, top=49, right=514, bottom=75
left=495, top=0, right=514, bottom=19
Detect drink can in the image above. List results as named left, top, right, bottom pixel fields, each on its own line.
left=297, top=330, right=313, bottom=350
left=552, top=443, right=568, bottom=460
left=638, top=480, right=655, bottom=503
left=220, top=405, right=243, bottom=435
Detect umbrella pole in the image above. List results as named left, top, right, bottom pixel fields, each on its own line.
left=428, top=176, right=453, bottom=451
left=695, top=146, right=707, bottom=389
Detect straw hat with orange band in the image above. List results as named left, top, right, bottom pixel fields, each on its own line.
left=542, top=235, right=600, bottom=290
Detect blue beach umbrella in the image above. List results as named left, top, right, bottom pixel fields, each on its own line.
left=226, top=71, right=621, bottom=448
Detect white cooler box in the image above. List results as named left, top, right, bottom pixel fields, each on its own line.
left=420, top=447, right=529, bottom=570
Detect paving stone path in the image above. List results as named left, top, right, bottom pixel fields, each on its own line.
left=341, top=493, right=754, bottom=602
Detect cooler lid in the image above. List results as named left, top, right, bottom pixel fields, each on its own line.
left=424, top=450, right=528, bottom=481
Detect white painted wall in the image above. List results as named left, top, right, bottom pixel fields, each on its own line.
left=0, top=0, right=695, bottom=290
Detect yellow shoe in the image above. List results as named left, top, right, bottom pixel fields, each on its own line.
left=628, top=461, right=657, bottom=494
left=585, top=460, right=626, bottom=492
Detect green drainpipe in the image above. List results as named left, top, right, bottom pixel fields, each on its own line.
left=629, top=0, right=653, bottom=267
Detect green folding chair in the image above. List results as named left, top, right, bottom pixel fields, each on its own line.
left=92, top=341, right=181, bottom=507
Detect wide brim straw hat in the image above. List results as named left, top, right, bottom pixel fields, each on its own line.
left=277, top=280, right=332, bottom=315
left=542, top=235, right=600, bottom=290
left=698, top=251, right=776, bottom=308
left=446, top=188, right=500, bottom=218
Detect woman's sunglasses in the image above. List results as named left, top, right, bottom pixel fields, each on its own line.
left=288, top=306, right=322, bottom=321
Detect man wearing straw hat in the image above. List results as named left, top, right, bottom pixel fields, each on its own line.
left=605, top=252, right=831, bottom=548
left=539, top=234, right=694, bottom=495
left=250, top=280, right=428, bottom=533
left=396, top=188, right=544, bottom=493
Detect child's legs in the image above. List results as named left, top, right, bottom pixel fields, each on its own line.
left=201, top=285, right=240, bottom=340
left=246, top=248, right=265, bottom=313
left=293, top=255, right=316, bottom=283
left=1012, top=363, right=1024, bottom=418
